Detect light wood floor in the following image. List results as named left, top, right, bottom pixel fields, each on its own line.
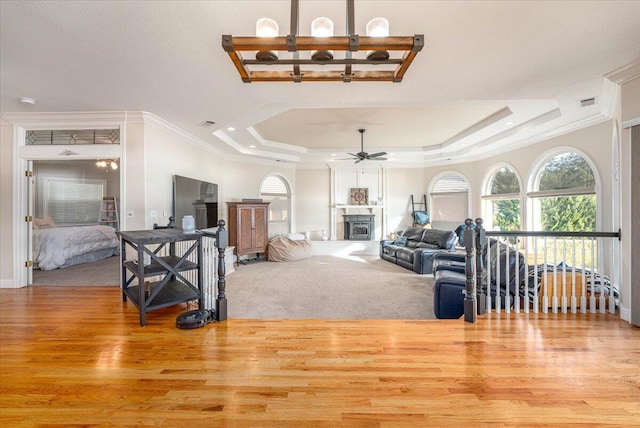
left=1, top=286, right=639, bottom=427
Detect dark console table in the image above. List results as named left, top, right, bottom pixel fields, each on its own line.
left=117, top=229, right=203, bottom=326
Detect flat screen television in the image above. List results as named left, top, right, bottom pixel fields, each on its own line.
left=173, top=175, right=219, bottom=230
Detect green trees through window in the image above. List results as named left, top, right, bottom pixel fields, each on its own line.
left=487, top=166, right=520, bottom=232
left=536, top=153, right=596, bottom=232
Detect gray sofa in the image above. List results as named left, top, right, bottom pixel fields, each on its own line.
left=379, top=227, right=456, bottom=274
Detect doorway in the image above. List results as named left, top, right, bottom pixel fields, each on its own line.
left=29, top=159, right=121, bottom=286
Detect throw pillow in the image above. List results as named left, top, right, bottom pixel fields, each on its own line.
left=412, top=210, right=430, bottom=225
left=33, top=217, right=57, bottom=230
left=393, top=236, right=408, bottom=246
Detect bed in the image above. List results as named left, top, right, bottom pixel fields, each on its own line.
left=32, top=218, right=120, bottom=270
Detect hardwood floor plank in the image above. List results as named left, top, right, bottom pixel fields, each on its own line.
left=1, top=286, right=639, bottom=427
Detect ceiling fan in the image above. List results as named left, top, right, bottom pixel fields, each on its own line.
left=342, top=129, right=388, bottom=163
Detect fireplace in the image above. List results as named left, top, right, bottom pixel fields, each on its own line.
left=343, top=215, right=375, bottom=240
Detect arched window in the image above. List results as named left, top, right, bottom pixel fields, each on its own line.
left=429, top=172, right=470, bottom=226
left=260, top=174, right=291, bottom=237
left=529, top=152, right=596, bottom=232
left=482, top=165, right=521, bottom=231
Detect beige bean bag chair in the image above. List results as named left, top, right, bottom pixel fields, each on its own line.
left=267, top=235, right=314, bottom=262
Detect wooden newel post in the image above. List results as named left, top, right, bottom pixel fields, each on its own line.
left=215, top=220, right=228, bottom=322
left=463, top=218, right=477, bottom=323
left=475, top=218, right=486, bottom=316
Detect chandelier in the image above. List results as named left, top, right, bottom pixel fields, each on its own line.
left=222, top=0, right=424, bottom=83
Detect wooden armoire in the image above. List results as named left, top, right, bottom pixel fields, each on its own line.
left=226, top=201, right=270, bottom=260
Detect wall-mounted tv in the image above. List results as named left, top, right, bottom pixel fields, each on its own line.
left=173, top=175, right=219, bottom=230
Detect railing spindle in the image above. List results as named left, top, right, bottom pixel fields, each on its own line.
left=581, top=238, right=587, bottom=313
left=596, top=238, right=605, bottom=314
left=571, top=238, right=577, bottom=313
left=543, top=237, right=548, bottom=314
left=514, top=239, right=520, bottom=313
left=486, top=239, right=492, bottom=313
left=552, top=238, right=558, bottom=314
left=533, top=237, right=539, bottom=313
left=590, top=237, right=597, bottom=314
left=504, top=243, right=510, bottom=314
left=561, top=239, right=567, bottom=314
left=495, top=238, right=501, bottom=314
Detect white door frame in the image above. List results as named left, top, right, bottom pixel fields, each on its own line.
left=6, top=112, right=126, bottom=288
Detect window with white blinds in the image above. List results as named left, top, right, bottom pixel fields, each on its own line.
left=260, top=175, right=291, bottom=237
left=430, top=173, right=469, bottom=222
left=43, top=178, right=106, bottom=225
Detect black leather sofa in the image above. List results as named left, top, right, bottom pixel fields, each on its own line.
left=379, top=227, right=456, bottom=274
left=432, top=239, right=526, bottom=318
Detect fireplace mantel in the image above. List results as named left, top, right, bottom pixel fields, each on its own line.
left=335, top=204, right=385, bottom=215
left=329, top=166, right=388, bottom=241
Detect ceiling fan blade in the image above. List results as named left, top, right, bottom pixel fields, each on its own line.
left=369, top=157, right=388, bottom=161
left=354, top=159, right=363, bottom=164
left=347, top=153, right=358, bottom=157
left=367, top=152, right=387, bottom=158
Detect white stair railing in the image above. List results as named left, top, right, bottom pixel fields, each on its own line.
left=463, top=219, right=620, bottom=322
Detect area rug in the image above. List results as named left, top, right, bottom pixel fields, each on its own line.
left=226, top=255, right=436, bottom=319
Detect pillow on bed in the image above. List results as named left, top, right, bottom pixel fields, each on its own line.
left=33, top=217, right=57, bottom=230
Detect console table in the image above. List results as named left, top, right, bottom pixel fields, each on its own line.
left=118, top=229, right=203, bottom=326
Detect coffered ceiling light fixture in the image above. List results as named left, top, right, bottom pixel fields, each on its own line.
left=222, top=0, right=423, bottom=83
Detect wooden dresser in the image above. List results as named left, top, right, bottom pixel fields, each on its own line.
left=226, top=201, right=270, bottom=261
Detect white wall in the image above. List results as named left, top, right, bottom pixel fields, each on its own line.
left=295, top=168, right=330, bottom=240
left=621, top=77, right=640, bottom=123
left=385, top=167, right=427, bottom=234
left=620, top=77, right=640, bottom=323
left=143, top=124, right=224, bottom=230
left=0, top=122, right=15, bottom=284
left=121, top=121, right=146, bottom=231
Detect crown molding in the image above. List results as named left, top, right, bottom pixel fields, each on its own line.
left=246, top=127, right=308, bottom=154
left=472, top=111, right=611, bottom=163
left=137, top=112, right=229, bottom=158
left=213, top=128, right=301, bottom=162
left=437, top=106, right=513, bottom=152
left=0, top=111, right=127, bottom=128
left=622, top=117, right=640, bottom=128
left=605, top=58, right=640, bottom=84
left=224, top=152, right=297, bottom=169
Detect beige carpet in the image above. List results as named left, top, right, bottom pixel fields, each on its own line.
left=31, top=254, right=436, bottom=319
left=32, top=255, right=120, bottom=286
left=226, top=255, right=436, bottom=319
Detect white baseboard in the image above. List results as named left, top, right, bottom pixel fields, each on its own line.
left=619, top=307, right=630, bottom=322
left=0, top=279, right=23, bottom=288
left=311, top=240, right=379, bottom=256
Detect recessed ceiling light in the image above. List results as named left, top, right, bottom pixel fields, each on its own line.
left=504, top=121, right=515, bottom=126
left=249, top=145, right=256, bottom=148
left=20, top=97, right=35, bottom=105
left=227, top=127, right=236, bottom=131
left=331, top=153, right=336, bottom=156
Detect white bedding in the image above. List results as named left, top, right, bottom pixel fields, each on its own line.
left=33, top=225, right=120, bottom=270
